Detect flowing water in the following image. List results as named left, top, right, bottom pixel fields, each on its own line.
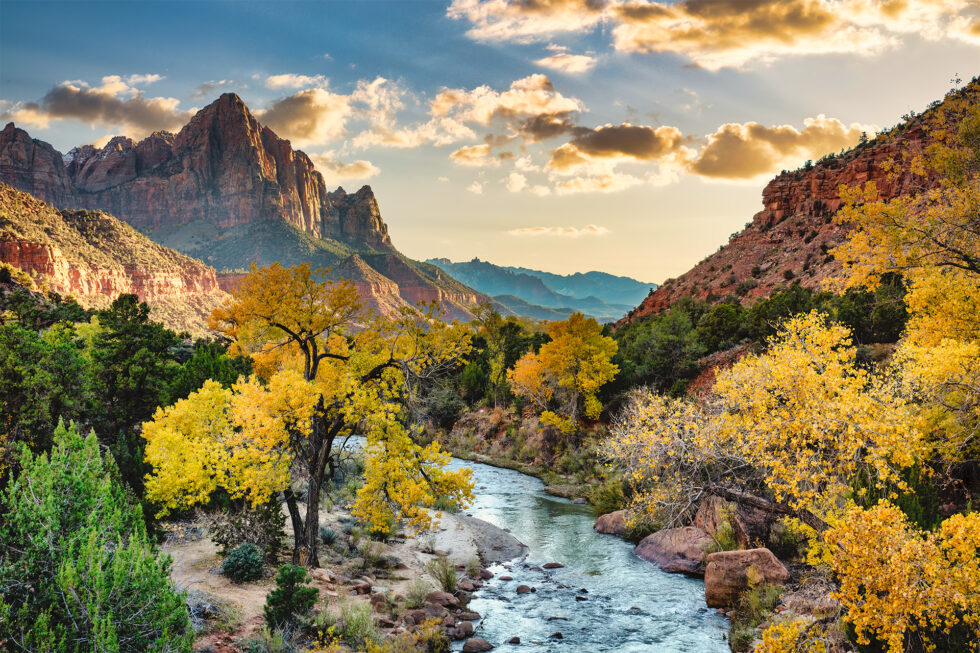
left=448, top=457, right=729, bottom=652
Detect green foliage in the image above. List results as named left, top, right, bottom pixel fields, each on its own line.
left=612, top=305, right=705, bottom=394
left=222, top=543, right=265, bottom=583
left=405, top=579, right=433, bottom=609
left=263, top=565, right=319, bottom=629
left=425, top=555, right=458, bottom=593
left=319, top=526, right=338, bottom=547
left=728, top=584, right=783, bottom=652
left=0, top=421, right=191, bottom=652
left=338, top=600, right=379, bottom=648
left=423, top=383, right=466, bottom=429
left=168, top=340, right=252, bottom=401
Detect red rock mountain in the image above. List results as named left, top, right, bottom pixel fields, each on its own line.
left=0, top=94, right=482, bottom=320
left=621, top=121, right=933, bottom=325
left=0, top=183, right=226, bottom=334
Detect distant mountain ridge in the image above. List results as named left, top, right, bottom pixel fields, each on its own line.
left=0, top=94, right=483, bottom=320
left=427, top=257, right=656, bottom=322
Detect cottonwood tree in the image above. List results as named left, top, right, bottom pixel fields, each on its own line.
left=143, top=263, right=473, bottom=567
left=508, top=313, right=618, bottom=435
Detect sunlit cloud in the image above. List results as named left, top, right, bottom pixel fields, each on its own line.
left=265, top=73, right=328, bottom=89
left=505, top=171, right=527, bottom=192
left=309, top=150, right=380, bottom=185
left=535, top=44, right=597, bottom=73
left=507, top=223, right=610, bottom=236
left=450, top=143, right=500, bottom=167
left=467, top=180, right=485, bottom=194
left=256, top=88, right=351, bottom=146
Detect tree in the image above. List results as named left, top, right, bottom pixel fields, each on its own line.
left=0, top=421, right=192, bottom=652
left=144, top=263, right=473, bottom=567
left=89, top=294, right=181, bottom=494
left=826, top=502, right=980, bottom=652
left=508, top=313, right=618, bottom=434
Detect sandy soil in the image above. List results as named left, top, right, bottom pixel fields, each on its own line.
left=163, top=505, right=526, bottom=651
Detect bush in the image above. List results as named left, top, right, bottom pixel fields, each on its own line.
left=405, top=579, right=433, bottom=609
left=207, top=500, right=286, bottom=561
left=222, top=543, right=265, bottom=583
left=338, top=600, right=379, bottom=647
left=415, top=617, right=450, bottom=653
left=319, top=526, right=338, bottom=547
left=0, top=421, right=192, bottom=652
left=264, top=565, right=319, bottom=629
left=425, top=555, right=458, bottom=593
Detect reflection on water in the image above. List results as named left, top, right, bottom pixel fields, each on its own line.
left=449, top=458, right=728, bottom=652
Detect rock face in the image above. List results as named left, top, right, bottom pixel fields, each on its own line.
left=620, top=119, right=934, bottom=325
left=0, top=94, right=485, bottom=320
left=703, top=548, right=791, bottom=608
left=0, top=183, right=225, bottom=334
left=633, top=526, right=714, bottom=575
left=594, top=510, right=629, bottom=537
left=2, top=96, right=389, bottom=246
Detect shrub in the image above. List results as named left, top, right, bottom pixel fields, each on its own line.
left=319, top=526, right=338, bottom=547
left=415, top=617, right=450, bottom=653
left=207, top=500, right=286, bottom=561
left=338, top=600, right=378, bottom=647
left=222, top=542, right=265, bottom=583
left=243, top=626, right=304, bottom=653
left=0, top=421, right=192, bottom=652
left=425, top=555, right=458, bottom=593
left=263, top=565, right=319, bottom=629
left=405, top=579, right=433, bottom=609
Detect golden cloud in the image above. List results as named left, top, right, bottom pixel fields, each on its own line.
left=256, top=88, right=351, bottom=146
left=507, top=223, right=611, bottom=236
left=450, top=143, right=500, bottom=166
left=309, top=151, right=380, bottom=185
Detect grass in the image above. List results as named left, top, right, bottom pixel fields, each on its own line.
left=425, top=555, right=458, bottom=593
left=338, top=600, right=379, bottom=648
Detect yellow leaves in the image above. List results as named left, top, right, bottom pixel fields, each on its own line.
left=508, top=313, right=617, bottom=433
left=756, top=618, right=825, bottom=653
left=714, top=312, right=921, bottom=520
left=826, top=503, right=980, bottom=652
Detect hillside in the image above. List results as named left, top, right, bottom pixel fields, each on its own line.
left=0, top=94, right=483, bottom=320
left=617, top=82, right=978, bottom=325
left=428, top=257, right=652, bottom=322
left=0, top=183, right=226, bottom=333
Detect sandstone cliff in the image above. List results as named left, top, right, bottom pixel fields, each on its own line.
left=0, top=183, right=226, bottom=334
left=622, top=121, right=931, bottom=324
left=0, top=94, right=485, bottom=320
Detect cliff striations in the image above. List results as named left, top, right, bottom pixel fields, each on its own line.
left=0, top=183, right=227, bottom=334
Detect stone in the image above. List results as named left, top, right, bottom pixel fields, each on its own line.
left=426, top=591, right=459, bottom=608
left=507, top=637, right=521, bottom=644
left=572, top=497, right=587, bottom=504
left=499, top=575, right=513, bottom=581
left=462, top=638, right=494, bottom=652
left=458, top=579, right=477, bottom=592
left=542, top=562, right=564, bottom=569
left=634, top=526, right=715, bottom=575
left=401, top=609, right=427, bottom=626
left=704, top=548, right=792, bottom=608
left=479, top=568, right=493, bottom=580
left=457, top=620, right=475, bottom=637
left=515, top=585, right=535, bottom=594
left=694, top=496, right=774, bottom=549
left=458, top=611, right=481, bottom=621
left=550, top=632, right=563, bottom=639
left=593, top=510, right=629, bottom=537
left=575, top=595, right=588, bottom=601
left=311, top=568, right=334, bottom=583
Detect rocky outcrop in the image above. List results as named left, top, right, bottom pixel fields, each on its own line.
left=620, top=112, right=941, bottom=325
left=0, top=183, right=225, bottom=334
left=704, top=548, right=791, bottom=608
left=633, top=526, right=714, bottom=575
left=594, top=510, right=629, bottom=537
left=693, top=496, right=775, bottom=550
left=2, top=96, right=387, bottom=246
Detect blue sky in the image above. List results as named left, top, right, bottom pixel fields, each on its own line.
left=2, top=0, right=978, bottom=282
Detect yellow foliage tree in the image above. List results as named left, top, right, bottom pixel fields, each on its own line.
left=144, top=263, right=473, bottom=566
left=508, top=313, right=618, bottom=434
left=825, top=502, right=980, bottom=652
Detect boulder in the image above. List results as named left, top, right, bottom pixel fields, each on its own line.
left=543, top=562, right=564, bottom=569
left=515, top=585, right=535, bottom=594
left=462, top=638, right=494, bottom=652
left=704, top=548, right=791, bottom=608
left=594, top=510, right=629, bottom=537
left=694, top=496, right=774, bottom=549
left=634, top=526, right=714, bottom=575
left=458, top=579, right=477, bottom=592
left=426, top=590, right=459, bottom=608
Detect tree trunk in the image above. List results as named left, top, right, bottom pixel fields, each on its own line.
left=283, top=489, right=305, bottom=565
left=300, top=402, right=336, bottom=568
left=707, top=484, right=830, bottom=533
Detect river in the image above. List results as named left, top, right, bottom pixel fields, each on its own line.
left=448, top=457, right=729, bottom=652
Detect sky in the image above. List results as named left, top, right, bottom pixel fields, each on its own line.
left=1, top=1, right=978, bottom=283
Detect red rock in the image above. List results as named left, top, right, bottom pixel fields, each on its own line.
left=594, top=510, right=629, bottom=537
left=426, top=590, right=459, bottom=608
left=542, top=562, right=564, bottom=569
left=462, top=638, right=494, bottom=652
left=634, top=526, right=714, bottom=575
left=694, top=496, right=775, bottom=549
left=704, top=548, right=791, bottom=608
left=515, top=585, right=535, bottom=594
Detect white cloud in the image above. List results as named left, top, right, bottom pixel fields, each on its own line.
left=507, top=224, right=610, bottom=237
left=265, top=73, right=328, bottom=89
left=505, top=172, right=528, bottom=192
left=309, top=151, right=380, bottom=184
left=467, top=181, right=484, bottom=194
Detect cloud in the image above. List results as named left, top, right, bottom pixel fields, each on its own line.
left=553, top=172, right=647, bottom=194
left=507, top=223, right=610, bottom=237
left=535, top=44, right=598, bottom=73
left=265, top=73, right=328, bottom=89
left=467, top=181, right=484, bottom=194
left=449, top=0, right=980, bottom=70
left=690, top=115, right=874, bottom=179
left=192, top=80, right=239, bottom=99
left=256, top=88, right=351, bottom=146
left=308, top=151, right=380, bottom=184
left=450, top=143, right=500, bottom=167
left=0, top=75, right=192, bottom=135
left=126, top=73, right=164, bottom=85
left=448, top=0, right=608, bottom=42
left=547, top=123, right=692, bottom=175
left=505, top=172, right=528, bottom=192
